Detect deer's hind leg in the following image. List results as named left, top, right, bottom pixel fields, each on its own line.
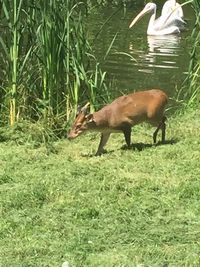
left=152, top=116, right=167, bottom=144
left=123, top=126, right=132, bottom=148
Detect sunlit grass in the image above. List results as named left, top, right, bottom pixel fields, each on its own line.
left=0, top=108, right=200, bottom=267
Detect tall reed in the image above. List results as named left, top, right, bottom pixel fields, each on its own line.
left=0, top=0, right=25, bottom=125
left=185, top=0, right=200, bottom=105
left=0, top=0, right=108, bottom=127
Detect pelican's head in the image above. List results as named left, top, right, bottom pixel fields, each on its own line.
left=129, top=3, right=156, bottom=29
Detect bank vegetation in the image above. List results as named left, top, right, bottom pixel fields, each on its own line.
left=0, top=0, right=199, bottom=135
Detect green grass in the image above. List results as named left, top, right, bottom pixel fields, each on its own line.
left=0, top=108, right=200, bottom=267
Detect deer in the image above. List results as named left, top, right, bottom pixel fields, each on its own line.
left=68, top=89, right=168, bottom=156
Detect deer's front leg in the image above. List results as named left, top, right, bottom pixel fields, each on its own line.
left=96, top=133, right=111, bottom=156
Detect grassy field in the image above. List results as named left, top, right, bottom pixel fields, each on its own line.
left=0, top=108, right=200, bottom=267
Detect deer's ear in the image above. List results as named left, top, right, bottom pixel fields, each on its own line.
left=75, top=105, right=81, bottom=117
left=77, top=105, right=81, bottom=113
left=81, top=102, right=90, bottom=115
left=85, top=113, right=94, bottom=122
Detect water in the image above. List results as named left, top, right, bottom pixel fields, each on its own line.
left=88, top=1, right=195, bottom=99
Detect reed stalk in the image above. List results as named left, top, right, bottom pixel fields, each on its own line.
left=186, top=0, right=200, bottom=104
left=0, top=0, right=110, bottom=128
left=1, top=0, right=23, bottom=125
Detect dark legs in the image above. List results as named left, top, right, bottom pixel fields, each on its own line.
left=95, top=118, right=166, bottom=155
left=96, top=133, right=110, bottom=156
left=123, top=126, right=132, bottom=148
left=153, top=117, right=166, bottom=144
left=96, top=126, right=132, bottom=156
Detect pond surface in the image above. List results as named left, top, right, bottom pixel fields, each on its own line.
left=88, top=1, right=195, bottom=99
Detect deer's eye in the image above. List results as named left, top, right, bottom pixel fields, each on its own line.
left=75, top=123, right=82, bottom=130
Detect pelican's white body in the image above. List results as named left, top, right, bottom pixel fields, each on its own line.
left=129, top=1, right=185, bottom=35
left=161, top=0, right=184, bottom=19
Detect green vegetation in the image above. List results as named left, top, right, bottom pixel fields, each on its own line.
left=0, top=0, right=199, bottom=128
left=0, top=108, right=200, bottom=267
left=187, top=0, right=200, bottom=104
left=87, top=0, right=133, bottom=6
left=0, top=1, right=200, bottom=266
left=0, top=0, right=108, bottom=126
left=178, top=0, right=200, bottom=106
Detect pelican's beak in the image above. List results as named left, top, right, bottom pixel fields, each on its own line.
left=129, top=7, right=152, bottom=29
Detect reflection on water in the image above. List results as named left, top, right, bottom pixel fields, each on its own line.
left=129, top=35, right=181, bottom=74
left=88, top=4, right=195, bottom=97
left=147, top=35, right=181, bottom=54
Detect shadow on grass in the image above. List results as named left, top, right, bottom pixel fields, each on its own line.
left=82, top=149, right=115, bottom=158
left=82, top=139, right=178, bottom=157
left=121, top=138, right=178, bottom=152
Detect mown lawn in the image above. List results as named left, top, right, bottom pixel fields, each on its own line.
left=0, top=108, right=200, bottom=267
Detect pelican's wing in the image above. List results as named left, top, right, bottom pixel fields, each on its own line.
left=161, top=1, right=184, bottom=19
left=154, top=14, right=185, bottom=31
left=163, top=16, right=186, bottom=30
left=175, top=3, right=184, bottom=19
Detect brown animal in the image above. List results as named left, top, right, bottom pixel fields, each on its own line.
left=68, top=89, right=168, bottom=155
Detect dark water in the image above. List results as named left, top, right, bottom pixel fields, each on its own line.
left=88, top=1, right=195, bottom=99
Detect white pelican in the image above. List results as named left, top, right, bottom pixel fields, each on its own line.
left=129, top=2, right=186, bottom=36
left=161, top=0, right=184, bottom=19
